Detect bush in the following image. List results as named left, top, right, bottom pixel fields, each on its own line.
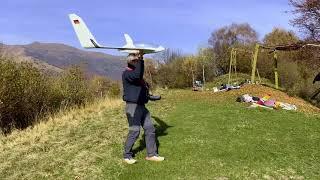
left=57, top=66, right=90, bottom=108
left=89, top=75, right=121, bottom=98
left=0, top=60, right=49, bottom=133
left=155, top=58, right=192, bottom=89
left=0, top=60, right=121, bottom=134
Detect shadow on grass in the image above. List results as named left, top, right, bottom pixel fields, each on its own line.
left=132, top=116, right=173, bottom=156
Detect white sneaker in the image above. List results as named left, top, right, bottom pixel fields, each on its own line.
left=124, top=158, right=137, bottom=164
left=145, top=156, right=165, bottom=162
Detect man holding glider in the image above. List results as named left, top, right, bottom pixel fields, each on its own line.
left=122, top=53, right=164, bottom=164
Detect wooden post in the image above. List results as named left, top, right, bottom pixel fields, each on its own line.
left=251, top=44, right=260, bottom=84
left=233, top=50, right=237, bottom=81
left=228, top=48, right=237, bottom=84
left=273, top=50, right=279, bottom=89
left=202, top=64, right=205, bottom=90
left=192, top=69, right=195, bottom=88
left=228, top=48, right=233, bottom=84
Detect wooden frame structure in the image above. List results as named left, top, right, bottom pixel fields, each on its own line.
left=228, top=47, right=261, bottom=84
left=251, top=43, right=320, bottom=89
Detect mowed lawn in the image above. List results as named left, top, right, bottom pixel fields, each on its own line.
left=1, top=89, right=320, bottom=179
left=121, top=90, right=320, bottom=179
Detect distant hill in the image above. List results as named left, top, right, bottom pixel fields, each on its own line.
left=0, top=42, right=63, bottom=75
left=0, top=42, right=126, bottom=80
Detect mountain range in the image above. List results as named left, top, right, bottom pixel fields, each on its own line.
left=0, top=42, right=126, bottom=80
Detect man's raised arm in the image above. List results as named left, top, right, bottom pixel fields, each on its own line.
left=125, top=54, right=144, bottom=82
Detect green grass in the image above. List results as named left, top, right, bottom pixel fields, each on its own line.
left=1, top=90, right=320, bottom=179
left=120, top=91, right=320, bottom=179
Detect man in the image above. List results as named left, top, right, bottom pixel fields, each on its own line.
left=122, top=52, right=165, bottom=164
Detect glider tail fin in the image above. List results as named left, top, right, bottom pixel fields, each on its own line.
left=68, top=14, right=101, bottom=48
left=124, top=34, right=134, bottom=48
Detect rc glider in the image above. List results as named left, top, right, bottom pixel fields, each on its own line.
left=68, top=14, right=165, bottom=54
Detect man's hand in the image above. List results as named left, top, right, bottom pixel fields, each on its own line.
left=138, top=51, right=144, bottom=60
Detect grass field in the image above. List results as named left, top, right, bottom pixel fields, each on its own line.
left=1, top=86, right=320, bottom=179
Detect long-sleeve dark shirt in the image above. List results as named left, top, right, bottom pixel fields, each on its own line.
left=122, top=60, right=149, bottom=105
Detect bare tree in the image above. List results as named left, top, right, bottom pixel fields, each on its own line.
left=198, top=48, right=216, bottom=86
left=208, top=23, right=258, bottom=73
left=152, top=48, right=182, bottom=64
left=289, top=0, right=320, bottom=42
left=182, top=56, right=198, bottom=87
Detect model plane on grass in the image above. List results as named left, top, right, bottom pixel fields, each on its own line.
left=69, top=14, right=165, bottom=54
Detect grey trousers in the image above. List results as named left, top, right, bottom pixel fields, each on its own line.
left=123, top=103, right=157, bottom=159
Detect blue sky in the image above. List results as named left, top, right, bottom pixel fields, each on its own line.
left=0, top=0, right=295, bottom=54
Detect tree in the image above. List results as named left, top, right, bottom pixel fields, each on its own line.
left=182, top=56, right=199, bottom=87
left=263, top=28, right=300, bottom=45
left=152, top=48, right=182, bottom=64
left=154, top=55, right=190, bottom=88
left=289, top=0, right=320, bottom=86
left=208, top=23, right=258, bottom=73
left=197, top=48, right=216, bottom=86
left=289, top=0, right=320, bottom=41
left=260, top=28, right=301, bottom=85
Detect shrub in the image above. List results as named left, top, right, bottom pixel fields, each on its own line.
left=107, top=82, right=121, bottom=97
left=0, top=60, right=121, bottom=134
left=89, top=75, right=115, bottom=98
left=278, top=61, right=301, bottom=94
left=57, top=66, right=90, bottom=108
left=0, top=60, right=49, bottom=133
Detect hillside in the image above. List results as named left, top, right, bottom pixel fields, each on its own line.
left=0, top=43, right=63, bottom=75
left=1, top=86, right=319, bottom=179
left=1, top=42, right=126, bottom=79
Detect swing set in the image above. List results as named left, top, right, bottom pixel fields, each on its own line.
left=228, top=47, right=261, bottom=85
left=228, top=42, right=320, bottom=89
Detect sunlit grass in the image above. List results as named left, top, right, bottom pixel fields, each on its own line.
left=0, top=98, right=125, bottom=179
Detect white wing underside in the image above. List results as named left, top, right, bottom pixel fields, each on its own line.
left=68, top=14, right=164, bottom=54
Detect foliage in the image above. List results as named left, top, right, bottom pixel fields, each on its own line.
left=153, top=48, right=218, bottom=89
left=257, top=28, right=301, bottom=82
left=289, top=0, right=320, bottom=41
left=182, top=56, right=198, bottom=85
left=89, top=75, right=113, bottom=98
left=263, top=28, right=300, bottom=46
left=152, top=48, right=182, bottom=64
left=0, top=61, right=49, bottom=133
left=152, top=23, right=320, bottom=108
left=208, top=23, right=258, bottom=73
left=155, top=57, right=191, bottom=88
left=0, top=59, right=120, bottom=134
left=107, top=82, right=121, bottom=97
left=197, top=48, right=218, bottom=79
left=261, top=28, right=320, bottom=105
left=57, top=66, right=90, bottom=107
